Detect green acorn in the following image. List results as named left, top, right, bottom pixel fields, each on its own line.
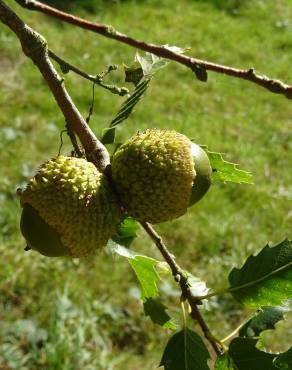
left=111, top=129, right=212, bottom=224
left=19, top=156, right=121, bottom=257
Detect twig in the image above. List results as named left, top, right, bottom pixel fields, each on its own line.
left=49, top=49, right=99, bottom=83
left=15, top=0, right=292, bottom=99
left=0, top=0, right=110, bottom=172
left=86, top=82, right=96, bottom=125
left=65, top=121, right=84, bottom=157
left=141, top=221, right=224, bottom=356
left=48, top=50, right=129, bottom=96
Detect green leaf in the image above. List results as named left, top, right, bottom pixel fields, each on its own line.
left=202, top=147, right=253, bottom=184
left=109, top=242, right=161, bottom=300
left=229, top=338, right=278, bottom=370
left=136, top=51, right=169, bottom=76
left=215, top=353, right=236, bottom=370
left=111, top=217, right=140, bottom=248
left=109, top=243, right=176, bottom=328
left=135, top=46, right=186, bottom=77
left=101, top=48, right=185, bottom=145
left=124, top=63, right=144, bottom=85
left=160, top=328, right=210, bottom=370
left=239, top=306, right=286, bottom=338
left=274, top=347, right=292, bottom=370
left=228, top=239, right=292, bottom=308
left=100, top=127, right=116, bottom=145
left=101, top=78, right=150, bottom=144
left=128, top=255, right=160, bottom=300
left=143, top=297, right=176, bottom=330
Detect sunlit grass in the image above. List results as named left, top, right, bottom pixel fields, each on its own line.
left=0, top=0, right=291, bottom=368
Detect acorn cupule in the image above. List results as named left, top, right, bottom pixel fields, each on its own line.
left=111, top=128, right=212, bottom=224
left=19, top=156, right=121, bottom=258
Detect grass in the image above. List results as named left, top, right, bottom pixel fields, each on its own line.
left=0, top=0, right=292, bottom=368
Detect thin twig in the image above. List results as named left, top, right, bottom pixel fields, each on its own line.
left=48, top=50, right=129, bottom=96
left=0, top=0, right=110, bottom=172
left=86, top=82, right=96, bottom=124
left=15, top=0, right=292, bottom=99
left=65, top=121, right=84, bottom=157
left=49, top=49, right=99, bottom=83
left=141, top=221, right=224, bottom=356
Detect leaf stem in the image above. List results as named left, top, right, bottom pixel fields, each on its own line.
left=180, top=299, right=187, bottom=328
left=220, top=314, right=253, bottom=343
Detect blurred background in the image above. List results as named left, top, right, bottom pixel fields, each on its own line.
left=0, top=0, right=291, bottom=369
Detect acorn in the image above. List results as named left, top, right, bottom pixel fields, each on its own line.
left=19, top=156, right=121, bottom=257
left=111, top=128, right=212, bottom=224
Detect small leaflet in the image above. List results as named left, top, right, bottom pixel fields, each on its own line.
left=201, top=146, right=253, bottom=184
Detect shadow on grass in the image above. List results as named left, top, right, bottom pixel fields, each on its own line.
left=193, top=0, right=249, bottom=15
left=39, top=0, right=129, bottom=13
left=39, top=0, right=250, bottom=18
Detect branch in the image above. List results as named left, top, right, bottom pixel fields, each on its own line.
left=15, top=0, right=292, bottom=99
left=0, top=0, right=110, bottom=172
left=141, top=222, right=224, bottom=356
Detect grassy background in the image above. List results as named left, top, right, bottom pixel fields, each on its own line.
left=1, top=0, right=292, bottom=369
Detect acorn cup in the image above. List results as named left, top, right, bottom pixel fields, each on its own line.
left=19, top=156, right=121, bottom=257
left=111, top=128, right=212, bottom=224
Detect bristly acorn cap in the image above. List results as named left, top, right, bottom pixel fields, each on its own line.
left=111, top=129, right=211, bottom=224
left=20, top=156, right=121, bottom=257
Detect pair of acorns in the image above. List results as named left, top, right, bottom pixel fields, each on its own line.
left=19, top=128, right=212, bottom=258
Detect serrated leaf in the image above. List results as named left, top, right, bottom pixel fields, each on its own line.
left=109, top=243, right=161, bottom=300
left=111, top=217, right=140, bottom=248
left=135, top=45, right=186, bottom=77
left=136, top=51, right=169, bottom=76
left=102, top=48, right=184, bottom=145
left=215, top=353, right=236, bottom=370
left=101, top=78, right=150, bottom=144
left=160, top=328, right=210, bottom=370
left=229, top=338, right=278, bottom=370
left=143, top=297, right=176, bottom=330
left=128, top=255, right=160, bottom=300
left=202, top=147, right=253, bottom=184
left=228, top=239, right=292, bottom=308
left=109, top=241, right=176, bottom=327
left=274, top=347, right=292, bottom=370
left=239, top=306, right=286, bottom=338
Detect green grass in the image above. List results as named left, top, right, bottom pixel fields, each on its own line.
left=1, top=0, right=292, bottom=368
